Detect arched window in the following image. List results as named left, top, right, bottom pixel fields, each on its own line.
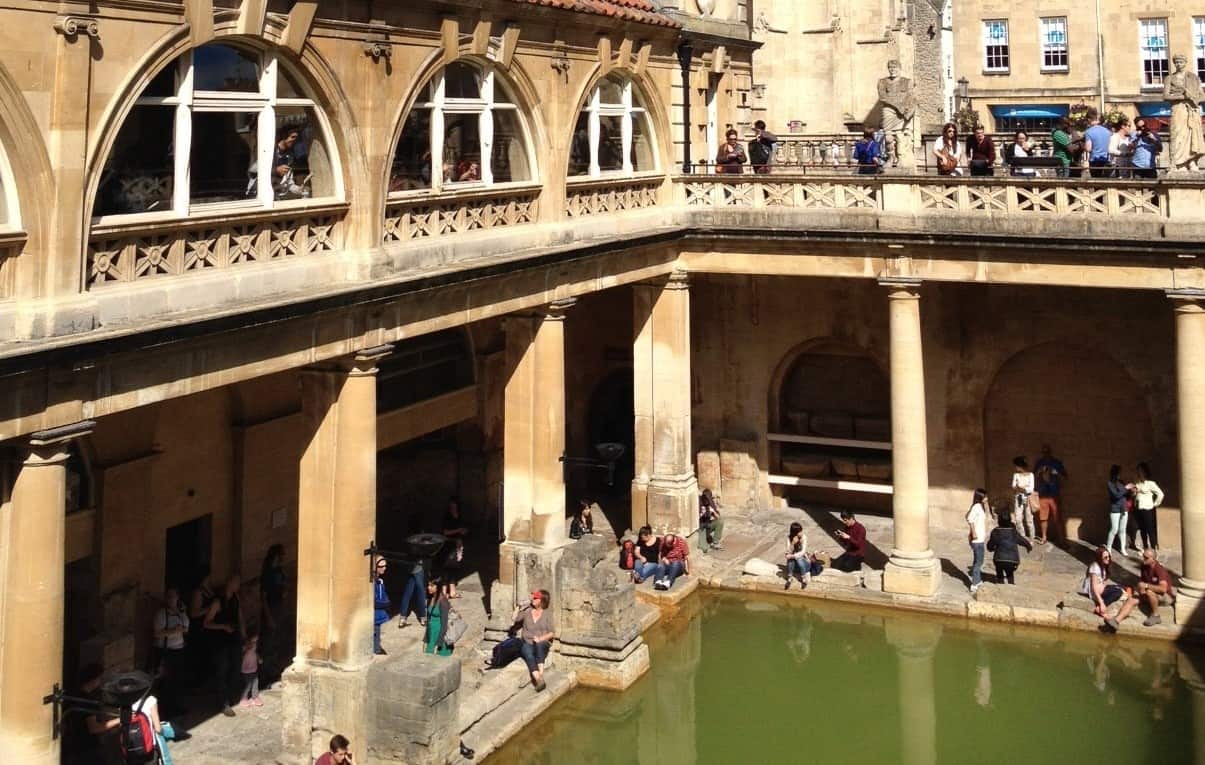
left=568, top=74, right=656, bottom=177
left=93, top=43, right=341, bottom=220
left=389, top=60, right=535, bottom=193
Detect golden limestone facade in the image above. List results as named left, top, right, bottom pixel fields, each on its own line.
left=0, top=0, right=1204, bottom=763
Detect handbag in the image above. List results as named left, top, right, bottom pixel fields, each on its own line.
left=444, top=607, right=468, bottom=646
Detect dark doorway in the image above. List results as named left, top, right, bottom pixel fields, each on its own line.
left=165, top=515, right=213, bottom=592
left=584, top=368, right=636, bottom=534
left=63, top=557, right=100, bottom=691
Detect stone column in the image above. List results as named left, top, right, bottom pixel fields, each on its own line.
left=632, top=271, right=699, bottom=536
left=885, top=620, right=941, bottom=765
left=880, top=279, right=941, bottom=596
left=503, top=300, right=571, bottom=548
left=1173, top=293, right=1205, bottom=626
left=0, top=421, right=93, bottom=765
left=295, top=346, right=390, bottom=669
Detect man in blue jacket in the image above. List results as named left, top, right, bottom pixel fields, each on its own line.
left=373, top=556, right=390, bottom=655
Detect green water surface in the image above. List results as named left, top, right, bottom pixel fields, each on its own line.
left=490, top=593, right=1203, bottom=764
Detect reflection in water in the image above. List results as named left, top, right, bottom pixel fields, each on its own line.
left=492, top=594, right=1201, bottom=764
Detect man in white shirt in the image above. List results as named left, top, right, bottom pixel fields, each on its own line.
left=967, top=489, right=989, bottom=594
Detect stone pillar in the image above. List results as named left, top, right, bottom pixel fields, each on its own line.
left=503, top=300, right=571, bottom=548
left=632, top=271, right=699, bottom=536
left=885, top=620, right=940, bottom=765
left=0, top=421, right=93, bottom=765
left=1173, top=293, right=1205, bottom=626
left=880, top=280, right=941, bottom=597
left=295, top=345, right=390, bottom=669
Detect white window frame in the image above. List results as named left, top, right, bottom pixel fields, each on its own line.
left=392, top=62, right=537, bottom=197
left=1139, top=18, right=1170, bottom=88
left=0, top=141, right=19, bottom=232
left=1194, top=17, right=1205, bottom=79
left=574, top=76, right=659, bottom=178
left=1039, top=17, right=1069, bottom=72
left=982, top=20, right=1010, bottom=73
left=94, top=43, right=344, bottom=224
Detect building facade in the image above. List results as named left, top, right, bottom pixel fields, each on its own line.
left=954, top=0, right=1205, bottom=131
left=1, top=0, right=1205, bottom=764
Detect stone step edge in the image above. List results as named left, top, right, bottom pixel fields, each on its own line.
left=453, top=668, right=577, bottom=765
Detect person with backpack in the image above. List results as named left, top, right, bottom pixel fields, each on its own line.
left=748, top=120, right=777, bottom=174
left=853, top=127, right=883, bottom=174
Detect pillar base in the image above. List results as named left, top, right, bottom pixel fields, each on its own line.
left=882, top=552, right=941, bottom=597
left=1174, top=577, right=1205, bottom=626
left=645, top=475, right=699, bottom=536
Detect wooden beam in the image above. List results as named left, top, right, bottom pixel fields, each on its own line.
left=281, top=0, right=318, bottom=55
left=236, top=0, right=267, bottom=37
left=633, top=41, right=651, bottom=76
left=616, top=37, right=633, bottom=70
left=471, top=18, right=491, bottom=56
left=498, top=22, right=520, bottom=68
left=597, top=35, right=613, bottom=75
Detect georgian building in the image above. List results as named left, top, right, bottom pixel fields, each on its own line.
left=1, top=0, right=1204, bottom=763
left=954, top=0, right=1205, bottom=131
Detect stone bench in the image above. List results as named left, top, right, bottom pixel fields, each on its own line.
left=633, top=574, right=699, bottom=606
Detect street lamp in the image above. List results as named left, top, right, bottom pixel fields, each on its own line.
left=956, top=77, right=970, bottom=110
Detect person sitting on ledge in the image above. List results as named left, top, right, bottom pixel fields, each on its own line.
left=1106, top=549, right=1175, bottom=631
left=784, top=521, right=810, bottom=590
left=315, top=734, right=351, bottom=765
left=569, top=499, right=595, bottom=539
left=655, top=532, right=691, bottom=590
left=1081, top=546, right=1126, bottom=619
left=513, top=589, right=555, bottom=692
left=831, top=511, right=866, bottom=573
left=633, top=526, right=661, bottom=584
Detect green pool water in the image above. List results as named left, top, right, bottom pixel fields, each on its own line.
left=489, top=593, right=1204, bottom=764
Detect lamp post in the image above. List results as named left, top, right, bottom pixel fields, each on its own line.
left=956, top=77, right=970, bottom=111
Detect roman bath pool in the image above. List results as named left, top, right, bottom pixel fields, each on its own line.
left=490, top=593, right=1203, bottom=764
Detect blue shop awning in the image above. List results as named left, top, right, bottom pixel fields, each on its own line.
left=989, top=104, right=1069, bottom=119
left=1136, top=101, right=1205, bottom=116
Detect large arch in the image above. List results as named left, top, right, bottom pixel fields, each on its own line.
left=983, top=341, right=1158, bottom=543
left=83, top=18, right=363, bottom=228
left=0, top=56, right=55, bottom=289
left=567, top=63, right=673, bottom=177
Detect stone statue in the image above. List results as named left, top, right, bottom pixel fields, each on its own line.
left=876, top=59, right=917, bottom=168
left=1164, top=53, right=1205, bottom=172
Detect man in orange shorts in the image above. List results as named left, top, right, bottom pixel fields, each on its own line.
left=1034, top=444, right=1068, bottom=545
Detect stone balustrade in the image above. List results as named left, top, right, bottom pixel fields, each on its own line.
left=383, top=185, right=540, bottom=243
left=86, top=204, right=346, bottom=288
left=564, top=175, right=663, bottom=218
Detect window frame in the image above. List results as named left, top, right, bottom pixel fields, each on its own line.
left=93, top=43, right=344, bottom=225
left=1039, top=17, right=1069, bottom=73
left=1194, top=16, right=1205, bottom=80
left=570, top=75, right=659, bottom=179
left=982, top=19, right=1011, bottom=74
left=389, top=61, right=538, bottom=197
left=1139, top=18, right=1170, bottom=89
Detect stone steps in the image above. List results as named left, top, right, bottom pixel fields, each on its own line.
left=453, top=665, right=575, bottom=764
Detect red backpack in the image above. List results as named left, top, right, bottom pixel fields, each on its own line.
left=121, top=709, right=157, bottom=764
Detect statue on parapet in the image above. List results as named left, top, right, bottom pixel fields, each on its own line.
left=877, top=59, right=917, bottom=169
left=1164, top=53, right=1205, bottom=172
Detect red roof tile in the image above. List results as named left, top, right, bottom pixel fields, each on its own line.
left=507, top=0, right=680, bottom=28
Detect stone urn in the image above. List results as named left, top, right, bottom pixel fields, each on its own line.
left=696, top=0, right=715, bottom=16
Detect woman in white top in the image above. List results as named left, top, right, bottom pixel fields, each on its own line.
left=932, top=122, right=964, bottom=176
left=1008, top=131, right=1037, bottom=176
left=784, top=521, right=810, bottom=590
left=966, top=488, right=989, bottom=594
left=1107, top=120, right=1132, bottom=178
left=1080, top=546, right=1125, bottom=618
left=1132, top=462, right=1165, bottom=551
left=1010, top=456, right=1035, bottom=539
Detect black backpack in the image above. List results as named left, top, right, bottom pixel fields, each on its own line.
left=748, top=139, right=773, bottom=166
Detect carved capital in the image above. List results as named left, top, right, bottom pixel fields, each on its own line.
left=54, top=16, right=99, bottom=40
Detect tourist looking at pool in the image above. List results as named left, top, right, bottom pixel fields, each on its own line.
left=655, top=532, right=691, bottom=589
left=514, top=589, right=555, bottom=691
left=1081, top=547, right=1126, bottom=619
left=784, top=522, right=809, bottom=590
left=1131, top=462, right=1164, bottom=553
left=986, top=510, right=1031, bottom=585
left=966, top=489, right=989, bottom=594
left=831, top=511, right=866, bottom=572
left=1107, top=549, right=1175, bottom=631
left=1011, top=456, right=1035, bottom=540
left=632, top=526, right=661, bottom=584
left=699, top=488, right=724, bottom=552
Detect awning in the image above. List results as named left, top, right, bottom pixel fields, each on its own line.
left=989, top=104, right=1069, bottom=119
left=1136, top=101, right=1205, bottom=117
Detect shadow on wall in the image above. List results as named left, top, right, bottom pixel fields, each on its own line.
left=982, top=342, right=1175, bottom=547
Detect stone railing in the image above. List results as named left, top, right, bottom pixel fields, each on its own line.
left=564, top=175, right=662, bottom=218
left=680, top=175, right=880, bottom=209
left=383, top=185, right=540, bottom=243
left=87, top=205, right=346, bottom=288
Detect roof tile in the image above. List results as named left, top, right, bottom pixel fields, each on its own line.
left=506, top=0, right=680, bottom=28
